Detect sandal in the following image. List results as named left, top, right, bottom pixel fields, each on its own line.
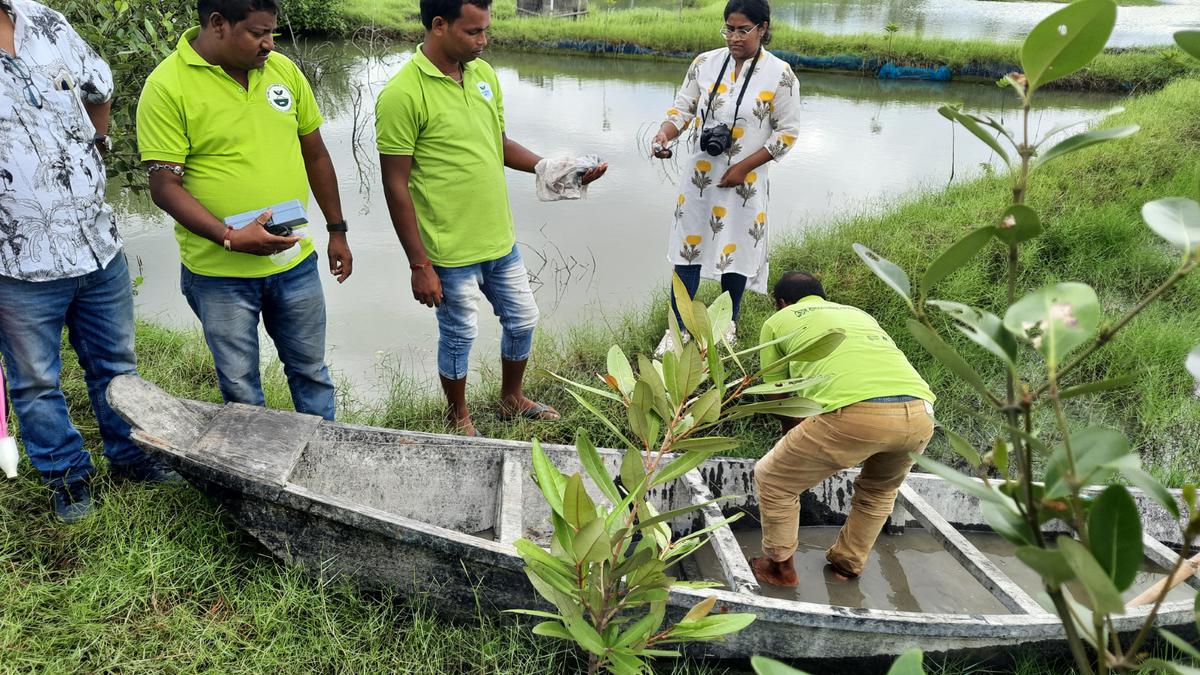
left=499, top=401, right=561, bottom=422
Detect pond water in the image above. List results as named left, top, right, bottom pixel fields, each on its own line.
left=619, top=0, right=1200, bottom=47
left=116, top=44, right=1120, bottom=398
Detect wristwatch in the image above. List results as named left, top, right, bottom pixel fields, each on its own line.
left=92, top=134, right=111, bottom=152
left=326, top=220, right=348, bottom=233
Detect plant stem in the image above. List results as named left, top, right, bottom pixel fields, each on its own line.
left=1122, top=537, right=1194, bottom=661
left=1051, top=589, right=1098, bottom=675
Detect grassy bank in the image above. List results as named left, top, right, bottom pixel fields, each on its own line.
left=338, top=0, right=1199, bottom=91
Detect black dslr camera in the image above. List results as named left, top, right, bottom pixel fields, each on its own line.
left=700, top=123, right=733, bottom=157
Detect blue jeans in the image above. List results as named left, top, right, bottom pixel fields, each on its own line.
left=0, top=253, right=148, bottom=486
left=671, top=264, right=748, bottom=327
left=434, top=245, right=539, bottom=380
left=181, top=253, right=335, bottom=420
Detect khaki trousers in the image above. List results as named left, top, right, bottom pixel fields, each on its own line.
left=754, top=399, right=935, bottom=576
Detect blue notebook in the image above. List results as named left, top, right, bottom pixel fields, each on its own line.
left=223, top=199, right=308, bottom=231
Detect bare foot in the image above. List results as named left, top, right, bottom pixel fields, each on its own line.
left=445, top=410, right=479, bottom=437
left=824, top=562, right=859, bottom=582
left=750, top=556, right=799, bottom=587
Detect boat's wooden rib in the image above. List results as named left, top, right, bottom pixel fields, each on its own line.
left=496, top=450, right=525, bottom=546
left=191, top=403, right=320, bottom=485
left=682, top=469, right=759, bottom=595
left=1141, top=532, right=1200, bottom=591
left=897, top=483, right=1045, bottom=616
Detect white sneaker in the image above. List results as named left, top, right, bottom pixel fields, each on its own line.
left=723, top=323, right=737, bottom=348
left=653, top=329, right=690, bottom=358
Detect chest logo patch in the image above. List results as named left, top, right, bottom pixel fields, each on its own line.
left=476, top=81, right=494, bottom=102
left=267, top=84, right=294, bottom=113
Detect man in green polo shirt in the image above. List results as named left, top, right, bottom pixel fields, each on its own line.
left=375, top=0, right=606, bottom=436
left=136, top=0, right=353, bottom=421
left=750, top=271, right=936, bottom=587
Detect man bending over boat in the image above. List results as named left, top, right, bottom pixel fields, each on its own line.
left=137, top=0, right=353, bottom=421
left=750, top=271, right=936, bottom=586
left=375, top=0, right=606, bottom=436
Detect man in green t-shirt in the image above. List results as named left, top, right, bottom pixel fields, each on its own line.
left=750, top=271, right=936, bottom=587
left=137, top=0, right=353, bottom=421
left=375, top=0, right=606, bottom=436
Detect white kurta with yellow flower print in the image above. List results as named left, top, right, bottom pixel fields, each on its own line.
left=664, top=47, right=800, bottom=294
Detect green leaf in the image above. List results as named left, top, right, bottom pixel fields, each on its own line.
left=990, top=438, right=1010, bottom=476
left=563, top=473, right=597, bottom=529
left=614, top=604, right=666, bottom=648
left=1120, top=463, right=1181, bottom=519
left=546, top=369, right=623, bottom=402
left=575, top=428, right=621, bottom=504
left=606, top=652, right=649, bottom=674
left=920, top=227, right=997, bottom=298
left=1174, top=30, right=1200, bottom=61
left=1141, top=659, right=1200, bottom=675
left=504, top=609, right=565, bottom=620
left=667, top=612, right=756, bottom=640
left=607, top=345, right=636, bottom=397
left=1043, top=426, right=1130, bottom=498
left=938, top=105, right=1011, bottom=166
left=531, top=440, right=565, bottom=517
left=708, top=291, right=734, bottom=347
left=927, top=300, right=1017, bottom=367
left=671, top=272, right=712, bottom=344
left=688, top=389, right=722, bottom=425
left=672, top=436, right=741, bottom=454
left=628, top=380, right=658, bottom=449
left=943, top=427, right=981, bottom=468
left=1016, top=546, right=1076, bottom=587
left=571, top=517, right=613, bottom=565
left=907, top=319, right=997, bottom=405
left=995, top=204, right=1044, bottom=246
left=634, top=495, right=734, bottom=530
left=1003, top=282, right=1102, bottom=367
left=751, top=656, right=812, bottom=675
left=564, top=616, right=607, bottom=656
left=531, top=621, right=573, bottom=641
left=885, top=649, right=926, bottom=675
left=742, top=376, right=829, bottom=396
left=652, top=450, right=712, bottom=487
left=1088, top=485, right=1143, bottom=591
left=1035, top=125, right=1139, bottom=169
left=982, top=501, right=1034, bottom=546
left=911, top=453, right=1009, bottom=505
left=566, top=390, right=636, bottom=450
left=853, top=243, right=913, bottom=310
left=637, top=355, right=674, bottom=421
left=514, top=539, right=575, bottom=579
left=724, top=396, right=826, bottom=421
left=752, top=331, right=846, bottom=383
left=1060, top=374, right=1137, bottom=400
left=1142, top=197, right=1200, bottom=252
left=1056, top=535, right=1126, bottom=615
left=1020, top=0, right=1117, bottom=93
left=674, top=342, right=705, bottom=402
left=1039, top=106, right=1125, bottom=146
left=620, top=449, right=646, bottom=496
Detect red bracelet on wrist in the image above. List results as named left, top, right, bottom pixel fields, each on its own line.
left=410, top=260, right=432, bottom=271
left=222, top=226, right=234, bottom=252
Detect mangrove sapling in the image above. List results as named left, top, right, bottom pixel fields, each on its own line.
left=508, top=277, right=844, bottom=674
left=853, top=5, right=1200, bottom=674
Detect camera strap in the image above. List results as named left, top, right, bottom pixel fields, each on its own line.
left=700, top=47, right=762, bottom=131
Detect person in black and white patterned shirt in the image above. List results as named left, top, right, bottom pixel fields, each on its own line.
left=0, top=0, right=181, bottom=523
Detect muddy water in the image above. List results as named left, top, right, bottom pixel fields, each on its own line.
left=115, top=46, right=1119, bottom=397
left=689, top=526, right=1194, bottom=613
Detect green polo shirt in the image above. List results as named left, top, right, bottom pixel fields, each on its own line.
left=375, top=46, right=514, bottom=267
left=759, top=296, right=936, bottom=412
left=136, top=27, right=321, bottom=278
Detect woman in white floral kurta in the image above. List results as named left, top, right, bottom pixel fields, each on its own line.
left=651, top=0, right=800, bottom=353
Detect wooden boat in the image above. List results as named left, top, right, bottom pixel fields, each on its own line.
left=107, top=375, right=1199, bottom=666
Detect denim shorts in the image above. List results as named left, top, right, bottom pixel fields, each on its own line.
left=434, top=245, right=539, bottom=380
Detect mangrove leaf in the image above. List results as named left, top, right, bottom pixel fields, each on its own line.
left=885, top=649, right=927, bottom=675
left=1176, top=30, right=1200, bottom=60
left=742, top=375, right=829, bottom=396
left=1142, top=197, right=1200, bottom=252
left=927, top=300, right=1017, bottom=366
left=1059, top=374, right=1137, bottom=400
left=943, top=427, right=982, bottom=468
left=907, top=319, right=998, bottom=405
left=920, top=227, right=997, bottom=298
left=1035, top=125, right=1139, bottom=169
left=853, top=243, right=913, bottom=310
left=1020, top=0, right=1117, bottom=94
left=1016, top=546, right=1075, bottom=587
left=1088, top=485, right=1142, bottom=592
left=563, top=473, right=597, bottom=529
left=995, top=204, right=1043, bottom=246
left=606, top=345, right=636, bottom=398
left=938, top=104, right=1011, bottom=166
left=1056, top=535, right=1125, bottom=615
left=1003, top=282, right=1101, bottom=367
left=575, top=428, right=621, bottom=504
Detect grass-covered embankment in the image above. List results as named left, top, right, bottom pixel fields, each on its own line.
left=338, top=0, right=1200, bottom=91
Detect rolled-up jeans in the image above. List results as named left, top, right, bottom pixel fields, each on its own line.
left=0, top=253, right=149, bottom=486
left=181, top=252, right=335, bottom=421
left=754, top=397, right=935, bottom=576
left=434, top=245, right=539, bottom=380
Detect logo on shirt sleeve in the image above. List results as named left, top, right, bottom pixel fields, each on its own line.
left=476, top=81, right=494, bottom=101
left=267, top=84, right=294, bottom=112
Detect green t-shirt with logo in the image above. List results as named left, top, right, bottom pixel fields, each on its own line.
left=759, top=296, right=936, bottom=411
left=137, top=27, right=321, bottom=278
left=374, top=47, right=515, bottom=268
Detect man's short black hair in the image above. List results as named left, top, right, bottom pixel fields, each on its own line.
left=420, top=0, right=493, bottom=29
left=773, top=271, right=826, bottom=304
left=198, top=0, right=279, bottom=27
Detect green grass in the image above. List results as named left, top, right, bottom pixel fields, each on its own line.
left=337, top=0, right=1200, bottom=92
